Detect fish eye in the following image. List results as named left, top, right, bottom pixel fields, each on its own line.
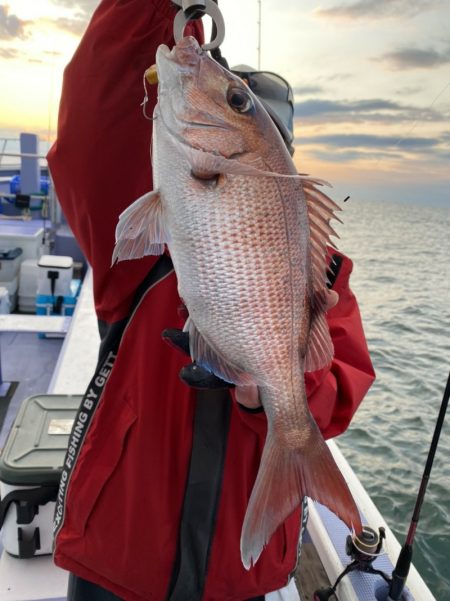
left=227, top=87, right=254, bottom=114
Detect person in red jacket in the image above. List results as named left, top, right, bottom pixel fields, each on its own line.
left=47, top=2, right=375, bottom=600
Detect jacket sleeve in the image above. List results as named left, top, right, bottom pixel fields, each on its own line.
left=47, top=0, right=203, bottom=324
left=237, top=249, right=375, bottom=439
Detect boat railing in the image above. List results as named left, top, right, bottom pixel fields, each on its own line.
left=0, top=135, right=61, bottom=225
left=0, top=138, right=20, bottom=169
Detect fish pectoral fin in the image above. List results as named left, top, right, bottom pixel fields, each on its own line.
left=112, top=190, right=168, bottom=263
left=178, top=141, right=316, bottom=180
left=240, top=421, right=362, bottom=570
left=184, top=318, right=254, bottom=387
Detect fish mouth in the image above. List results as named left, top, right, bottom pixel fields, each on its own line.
left=156, top=37, right=247, bottom=164
left=156, top=38, right=231, bottom=139
left=157, top=36, right=203, bottom=71
left=156, top=38, right=203, bottom=104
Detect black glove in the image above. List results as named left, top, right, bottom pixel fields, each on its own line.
left=162, top=328, right=234, bottom=390
left=327, top=252, right=343, bottom=289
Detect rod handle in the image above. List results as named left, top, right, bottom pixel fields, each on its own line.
left=388, top=544, right=413, bottom=600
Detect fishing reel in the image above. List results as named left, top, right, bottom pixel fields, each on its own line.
left=347, top=525, right=386, bottom=566
left=313, top=526, right=388, bottom=600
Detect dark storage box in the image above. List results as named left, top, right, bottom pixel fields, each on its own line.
left=0, top=394, right=82, bottom=557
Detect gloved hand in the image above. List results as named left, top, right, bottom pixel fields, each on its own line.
left=162, top=327, right=232, bottom=390
left=327, top=252, right=343, bottom=289
left=161, top=325, right=263, bottom=410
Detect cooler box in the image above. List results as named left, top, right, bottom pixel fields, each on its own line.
left=0, top=276, right=18, bottom=312
left=0, top=248, right=23, bottom=310
left=0, top=286, right=11, bottom=314
left=18, top=259, right=39, bottom=313
left=0, top=220, right=48, bottom=260
left=38, top=255, right=73, bottom=297
left=0, top=247, right=23, bottom=281
left=36, top=279, right=81, bottom=337
left=35, top=293, right=77, bottom=318
left=36, top=279, right=81, bottom=317
left=0, top=394, right=82, bottom=558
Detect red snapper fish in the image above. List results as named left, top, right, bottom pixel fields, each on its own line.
left=113, top=36, right=362, bottom=569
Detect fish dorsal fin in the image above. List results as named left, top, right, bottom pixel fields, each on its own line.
left=112, top=190, right=169, bottom=263
left=303, top=179, right=342, bottom=372
left=184, top=318, right=255, bottom=387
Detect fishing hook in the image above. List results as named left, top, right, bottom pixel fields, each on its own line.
left=141, top=72, right=156, bottom=121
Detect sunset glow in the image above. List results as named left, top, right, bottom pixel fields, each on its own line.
left=1, top=0, right=449, bottom=205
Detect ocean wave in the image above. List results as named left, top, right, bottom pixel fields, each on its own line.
left=334, top=198, right=450, bottom=598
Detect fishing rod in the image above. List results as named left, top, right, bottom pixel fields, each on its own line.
left=314, top=370, right=450, bottom=600
left=387, top=369, right=450, bottom=600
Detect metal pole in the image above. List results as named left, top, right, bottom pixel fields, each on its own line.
left=257, top=0, right=261, bottom=69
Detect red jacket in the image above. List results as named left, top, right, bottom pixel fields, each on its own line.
left=47, top=2, right=375, bottom=600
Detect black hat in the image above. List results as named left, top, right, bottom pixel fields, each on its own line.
left=231, top=65, right=295, bottom=154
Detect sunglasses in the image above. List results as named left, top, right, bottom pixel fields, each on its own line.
left=231, top=68, right=295, bottom=152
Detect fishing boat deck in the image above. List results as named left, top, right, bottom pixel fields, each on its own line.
left=0, top=270, right=99, bottom=601
left=296, top=542, right=331, bottom=600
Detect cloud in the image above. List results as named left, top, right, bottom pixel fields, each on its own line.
left=294, top=132, right=450, bottom=165
left=294, top=134, right=450, bottom=166
left=295, top=133, right=440, bottom=150
left=315, top=0, right=442, bottom=20
left=301, top=148, right=406, bottom=164
left=50, top=0, right=98, bottom=18
left=296, top=98, right=399, bottom=116
left=394, top=85, right=424, bottom=96
left=293, top=85, right=325, bottom=96
left=375, top=47, right=450, bottom=70
left=47, top=1, right=99, bottom=35
left=294, top=97, right=445, bottom=124
left=52, top=16, right=89, bottom=36
left=0, top=47, right=19, bottom=59
left=0, top=5, right=28, bottom=39
left=294, top=131, right=450, bottom=164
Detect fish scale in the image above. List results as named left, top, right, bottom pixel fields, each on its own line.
left=113, top=35, right=363, bottom=569
left=161, top=152, right=301, bottom=377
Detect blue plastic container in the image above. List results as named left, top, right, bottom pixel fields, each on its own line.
left=9, top=175, right=50, bottom=196
left=35, top=279, right=81, bottom=338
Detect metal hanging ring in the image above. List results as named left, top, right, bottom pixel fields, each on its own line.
left=173, top=0, right=225, bottom=51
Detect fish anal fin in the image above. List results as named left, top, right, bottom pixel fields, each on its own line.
left=240, top=420, right=362, bottom=569
left=184, top=318, right=254, bottom=387
left=112, top=190, right=169, bottom=263
left=304, top=299, right=334, bottom=372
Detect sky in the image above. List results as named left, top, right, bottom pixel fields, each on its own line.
left=0, top=0, right=449, bottom=206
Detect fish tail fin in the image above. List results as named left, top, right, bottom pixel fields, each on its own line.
left=240, top=423, right=362, bottom=569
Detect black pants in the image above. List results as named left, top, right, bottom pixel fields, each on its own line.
left=68, top=574, right=265, bottom=601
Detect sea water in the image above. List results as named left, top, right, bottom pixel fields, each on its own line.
left=334, top=198, right=450, bottom=600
